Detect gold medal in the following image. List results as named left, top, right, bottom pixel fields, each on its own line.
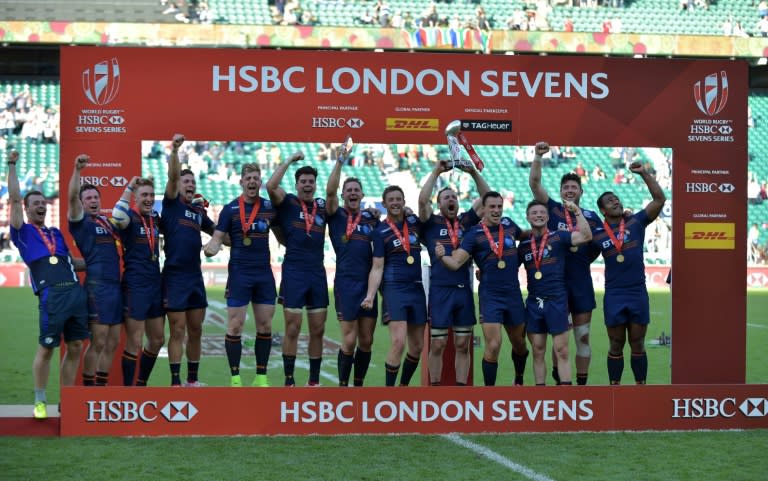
left=341, top=235, right=348, bottom=243
left=497, top=260, right=506, bottom=269
left=616, top=254, right=625, bottom=263
left=151, top=255, right=157, bottom=262
left=534, top=271, right=543, bottom=280
left=406, top=255, right=415, bottom=265
left=243, top=237, right=252, bottom=246
left=49, top=256, right=58, bottom=265
left=570, top=246, right=578, bottom=253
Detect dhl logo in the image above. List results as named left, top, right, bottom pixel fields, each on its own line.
left=684, top=222, right=735, bottom=249
left=385, top=118, right=439, bottom=131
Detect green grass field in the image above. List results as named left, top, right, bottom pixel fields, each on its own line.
left=1, top=287, right=767, bottom=481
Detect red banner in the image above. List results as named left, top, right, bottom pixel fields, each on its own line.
left=59, top=385, right=768, bottom=436
left=59, top=47, right=748, bottom=384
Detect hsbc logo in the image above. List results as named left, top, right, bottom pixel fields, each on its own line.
left=109, top=115, right=125, bottom=125
left=672, top=397, right=768, bottom=419
left=80, top=176, right=128, bottom=188
left=86, top=400, right=198, bottom=422
left=684, top=182, right=735, bottom=193
left=693, top=71, right=728, bottom=117
left=311, top=117, right=364, bottom=129
left=160, top=401, right=199, bottom=422
left=83, top=58, right=121, bottom=106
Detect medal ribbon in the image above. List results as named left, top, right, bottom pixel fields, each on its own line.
left=456, top=132, right=485, bottom=171
left=564, top=208, right=580, bottom=232
left=134, top=209, right=156, bottom=259
left=385, top=218, right=410, bottom=256
left=530, top=230, right=550, bottom=273
left=602, top=218, right=625, bottom=257
left=345, top=208, right=362, bottom=241
left=444, top=217, right=461, bottom=249
left=480, top=221, right=504, bottom=260
left=94, top=215, right=124, bottom=268
left=32, top=224, right=57, bottom=257
left=239, top=195, right=261, bottom=243
left=300, top=199, right=317, bottom=236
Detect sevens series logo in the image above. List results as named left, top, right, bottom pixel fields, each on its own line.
left=693, top=71, right=728, bottom=117
left=83, top=58, right=121, bottom=106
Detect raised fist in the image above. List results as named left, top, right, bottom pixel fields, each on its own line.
left=7, top=150, right=19, bottom=165
left=172, top=134, right=185, bottom=150
left=289, top=151, right=305, bottom=163
left=75, top=154, right=90, bottom=171
left=535, top=141, right=550, bottom=157
left=629, top=161, right=643, bottom=174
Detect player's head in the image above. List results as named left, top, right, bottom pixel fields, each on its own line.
left=596, top=191, right=623, bottom=218
left=482, top=191, right=503, bottom=226
left=526, top=200, right=549, bottom=229
left=560, top=172, right=583, bottom=204
left=133, top=178, right=155, bottom=216
left=179, top=168, right=197, bottom=203
left=341, top=177, right=363, bottom=211
left=239, top=163, right=262, bottom=200
left=295, top=165, right=318, bottom=202
left=382, top=185, right=405, bottom=219
left=23, top=190, right=47, bottom=226
left=437, top=187, right=459, bottom=219
left=79, top=183, right=101, bottom=215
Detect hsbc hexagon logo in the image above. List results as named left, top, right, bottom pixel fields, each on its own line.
left=110, top=176, right=128, bottom=187
left=160, top=401, right=198, bottom=422
left=109, top=115, right=125, bottom=125
left=718, top=183, right=734, bottom=193
left=693, top=71, right=728, bottom=117
left=82, top=58, right=121, bottom=106
left=738, top=398, right=768, bottom=417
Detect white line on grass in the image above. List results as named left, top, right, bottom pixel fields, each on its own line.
left=747, top=323, right=766, bottom=329
left=443, top=433, right=557, bottom=481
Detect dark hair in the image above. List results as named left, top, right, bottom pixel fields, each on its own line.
left=23, top=190, right=44, bottom=207
left=596, top=191, right=616, bottom=209
left=560, top=172, right=582, bottom=188
left=342, top=177, right=363, bottom=192
left=79, top=183, right=100, bottom=200
left=482, top=191, right=502, bottom=206
left=526, top=199, right=548, bottom=214
left=436, top=187, right=456, bottom=202
left=382, top=185, right=404, bottom=202
left=180, top=168, right=195, bottom=178
left=135, top=178, right=155, bottom=189
left=295, top=165, right=318, bottom=183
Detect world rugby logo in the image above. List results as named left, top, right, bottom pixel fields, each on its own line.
left=82, top=58, right=121, bottom=106
left=693, top=71, right=728, bottom=117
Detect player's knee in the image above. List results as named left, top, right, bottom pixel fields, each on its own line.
left=430, top=337, right=447, bottom=355
left=187, top=323, right=203, bottom=340
left=574, top=323, right=591, bottom=358
left=66, top=340, right=84, bottom=357
left=485, top=339, right=501, bottom=358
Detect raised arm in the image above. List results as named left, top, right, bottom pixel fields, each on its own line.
left=630, top=162, right=666, bottom=221
left=266, top=151, right=304, bottom=206
left=165, top=133, right=184, bottom=199
left=361, top=256, right=384, bottom=310
left=111, top=176, right=139, bottom=230
left=325, top=147, right=342, bottom=216
left=467, top=166, right=491, bottom=215
left=435, top=243, right=471, bottom=271
left=418, top=160, right=450, bottom=223
left=67, top=154, right=89, bottom=221
left=7, top=151, right=23, bottom=230
left=528, top=141, right=551, bottom=204
left=563, top=200, right=592, bottom=246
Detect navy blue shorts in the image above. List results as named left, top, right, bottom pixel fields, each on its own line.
left=566, top=281, right=596, bottom=315
left=225, top=264, right=276, bottom=307
left=163, top=268, right=208, bottom=312
left=478, top=287, right=525, bottom=327
left=428, top=284, right=476, bottom=329
left=381, top=282, right=427, bottom=325
left=525, top=294, right=570, bottom=335
left=603, top=287, right=650, bottom=328
left=86, top=281, right=123, bottom=326
left=39, top=284, right=89, bottom=348
left=279, top=267, right=328, bottom=309
left=334, top=277, right=377, bottom=322
left=123, top=278, right=164, bottom=321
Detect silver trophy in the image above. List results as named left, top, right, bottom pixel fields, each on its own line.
left=444, top=120, right=473, bottom=170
